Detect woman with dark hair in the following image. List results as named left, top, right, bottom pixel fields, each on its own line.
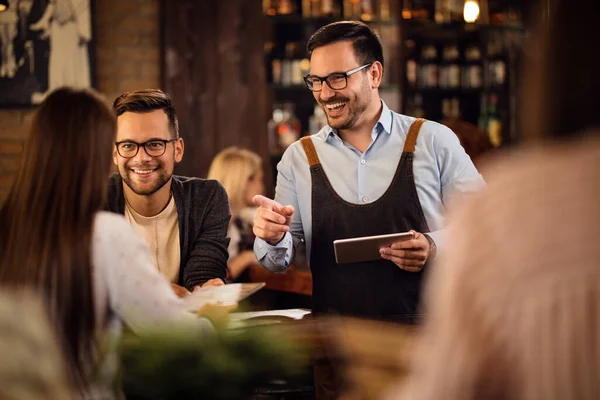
left=386, top=0, right=600, bottom=399
left=0, top=88, right=215, bottom=398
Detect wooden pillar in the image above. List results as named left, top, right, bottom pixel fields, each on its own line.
left=162, top=0, right=269, bottom=178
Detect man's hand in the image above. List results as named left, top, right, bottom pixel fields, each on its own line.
left=252, top=195, right=294, bottom=245
left=196, top=278, right=225, bottom=290
left=171, top=283, right=191, bottom=298
left=379, top=230, right=431, bottom=272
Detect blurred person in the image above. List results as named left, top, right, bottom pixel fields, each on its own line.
left=0, top=290, right=71, bottom=400
left=207, top=147, right=264, bottom=281
left=0, top=87, right=229, bottom=399
left=107, top=89, right=230, bottom=297
left=389, top=1, right=600, bottom=399
left=251, top=21, right=484, bottom=399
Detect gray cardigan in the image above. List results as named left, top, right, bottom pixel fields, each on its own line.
left=105, top=174, right=231, bottom=289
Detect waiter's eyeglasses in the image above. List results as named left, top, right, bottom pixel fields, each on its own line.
left=304, top=63, right=373, bottom=92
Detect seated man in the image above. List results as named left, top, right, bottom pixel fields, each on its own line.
left=106, top=89, right=230, bottom=296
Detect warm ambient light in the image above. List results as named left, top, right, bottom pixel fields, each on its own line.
left=464, top=0, right=480, bottom=23
left=0, top=0, right=7, bottom=12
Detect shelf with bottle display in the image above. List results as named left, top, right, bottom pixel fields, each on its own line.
left=263, top=0, right=398, bottom=22
left=404, top=41, right=485, bottom=94
left=399, top=0, right=526, bottom=30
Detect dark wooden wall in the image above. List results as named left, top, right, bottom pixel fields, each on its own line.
left=162, top=0, right=269, bottom=179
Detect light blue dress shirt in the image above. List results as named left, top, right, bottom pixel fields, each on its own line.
left=254, top=101, right=485, bottom=272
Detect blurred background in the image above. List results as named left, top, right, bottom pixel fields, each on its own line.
left=0, top=0, right=541, bottom=202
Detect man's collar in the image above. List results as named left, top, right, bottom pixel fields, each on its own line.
left=326, top=100, right=392, bottom=142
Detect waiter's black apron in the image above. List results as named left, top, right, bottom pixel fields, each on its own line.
left=301, top=118, right=430, bottom=399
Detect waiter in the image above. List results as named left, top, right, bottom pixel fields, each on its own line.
left=252, top=21, right=484, bottom=399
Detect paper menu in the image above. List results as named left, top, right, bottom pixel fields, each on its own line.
left=182, top=282, right=265, bottom=312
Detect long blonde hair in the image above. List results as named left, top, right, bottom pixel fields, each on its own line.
left=207, top=147, right=262, bottom=213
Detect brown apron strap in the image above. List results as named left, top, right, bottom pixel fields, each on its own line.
left=300, top=136, right=321, bottom=167
left=403, top=118, right=426, bottom=153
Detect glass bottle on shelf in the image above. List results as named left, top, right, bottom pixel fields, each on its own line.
left=267, top=104, right=284, bottom=155
left=290, top=43, right=304, bottom=85
left=277, top=0, right=296, bottom=15
left=279, top=103, right=302, bottom=151
left=309, top=105, right=328, bottom=135
left=463, top=45, right=482, bottom=89
left=379, top=0, right=391, bottom=20
left=343, top=0, right=360, bottom=19
left=450, top=97, right=460, bottom=118
left=321, top=0, right=340, bottom=17
left=401, top=0, right=412, bottom=19
left=478, top=93, right=488, bottom=132
left=434, top=0, right=443, bottom=23
left=302, top=0, right=311, bottom=17
left=487, top=94, right=502, bottom=147
left=421, top=44, right=438, bottom=88
left=361, top=0, right=376, bottom=21
left=272, top=44, right=282, bottom=85
left=263, top=0, right=278, bottom=16
left=281, top=43, right=294, bottom=86
left=413, top=94, right=425, bottom=118
left=311, top=0, right=323, bottom=17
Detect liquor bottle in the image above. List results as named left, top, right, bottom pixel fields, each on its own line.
left=379, top=0, right=391, bottom=20
left=311, top=0, right=323, bottom=17
left=463, top=45, right=482, bottom=89
left=402, top=0, right=412, bottom=19
left=279, top=103, right=302, bottom=150
left=267, top=104, right=284, bottom=155
left=405, top=39, right=418, bottom=88
left=309, top=105, right=328, bottom=135
left=413, top=94, right=425, bottom=118
left=263, top=0, right=278, bottom=16
left=421, top=45, right=438, bottom=88
left=478, top=93, right=488, bottom=132
left=278, top=0, right=296, bottom=15
left=487, top=94, right=502, bottom=147
left=361, top=0, right=375, bottom=21
left=321, top=0, right=340, bottom=17
left=281, top=43, right=294, bottom=86
left=302, top=0, right=311, bottom=17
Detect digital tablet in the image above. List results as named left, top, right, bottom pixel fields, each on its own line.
left=333, top=232, right=415, bottom=264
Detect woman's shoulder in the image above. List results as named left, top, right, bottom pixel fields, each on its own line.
left=93, top=211, right=141, bottom=248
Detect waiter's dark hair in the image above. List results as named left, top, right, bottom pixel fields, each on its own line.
left=307, top=21, right=384, bottom=69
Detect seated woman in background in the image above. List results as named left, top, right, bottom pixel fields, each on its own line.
left=208, top=147, right=264, bottom=281
left=390, top=0, right=600, bottom=399
left=0, top=88, right=222, bottom=399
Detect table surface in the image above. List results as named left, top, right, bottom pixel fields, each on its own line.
left=247, top=263, right=313, bottom=296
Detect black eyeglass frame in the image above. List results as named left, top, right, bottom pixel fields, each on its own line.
left=303, top=63, right=373, bottom=92
left=114, top=138, right=178, bottom=158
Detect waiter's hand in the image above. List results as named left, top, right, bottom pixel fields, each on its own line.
left=252, top=195, right=295, bottom=245
left=379, top=230, right=430, bottom=272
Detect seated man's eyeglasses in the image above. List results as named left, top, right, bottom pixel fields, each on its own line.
left=115, top=139, right=178, bottom=158
left=304, top=63, right=373, bottom=92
